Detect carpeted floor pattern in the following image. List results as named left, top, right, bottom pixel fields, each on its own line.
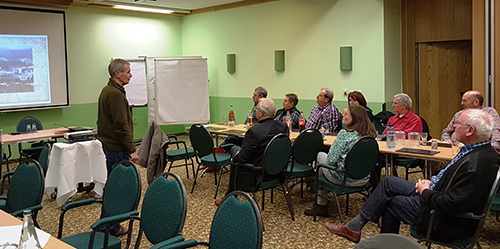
left=3, top=135, right=500, bottom=248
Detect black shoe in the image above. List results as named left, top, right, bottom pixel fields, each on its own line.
left=304, top=204, right=329, bottom=217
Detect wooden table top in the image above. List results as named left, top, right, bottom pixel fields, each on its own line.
left=0, top=210, right=75, bottom=249
left=1, top=128, right=68, bottom=145
left=203, top=124, right=455, bottom=161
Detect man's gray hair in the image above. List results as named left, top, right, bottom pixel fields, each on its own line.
left=254, top=86, right=268, bottom=98
left=321, top=88, right=334, bottom=103
left=258, top=98, right=276, bottom=117
left=394, top=93, right=412, bottom=109
left=108, top=59, right=130, bottom=77
left=463, top=108, right=494, bottom=141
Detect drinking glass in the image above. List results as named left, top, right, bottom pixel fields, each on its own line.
left=222, top=117, right=228, bottom=126
left=395, top=131, right=406, bottom=147
left=26, top=124, right=32, bottom=133
left=420, top=132, right=428, bottom=145
left=32, top=124, right=37, bottom=132
left=408, top=132, right=420, bottom=147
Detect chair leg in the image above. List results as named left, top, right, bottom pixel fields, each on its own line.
left=183, top=158, right=190, bottom=179
left=167, top=161, right=174, bottom=173
left=300, top=177, right=304, bottom=198
left=261, top=189, right=266, bottom=211
left=214, top=166, right=224, bottom=199
left=282, top=183, right=295, bottom=221
left=332, top=192, right=343, bottom=223
left=345, top=194, right=349, bottom=216
left=190, top=163, right=202, bottom=194
left=270, top=188, right=274, bottom=203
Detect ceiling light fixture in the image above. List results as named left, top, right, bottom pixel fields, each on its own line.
left=113, top=4, right=174, bottom=14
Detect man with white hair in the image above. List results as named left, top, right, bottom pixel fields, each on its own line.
left=383, top=93, right=422, bottom=135
left=216, top=98, right=289, bottom=206
left=325, top=109, right=500, bottom=244
left=442, top=90, right=500, bottom=148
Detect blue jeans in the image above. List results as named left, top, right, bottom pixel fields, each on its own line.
left=360, top=176, right=421, bottom=233
left=103, top=150, right=131, bottom=235
left=104, top=150, right=131, bottom=176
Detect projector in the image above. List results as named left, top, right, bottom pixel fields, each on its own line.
left=64, top=130, right=97, bottom=143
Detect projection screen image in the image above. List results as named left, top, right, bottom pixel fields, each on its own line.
left=0, top=35, right=51, bottom=106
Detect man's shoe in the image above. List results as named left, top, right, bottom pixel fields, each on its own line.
left=214, top=200, right=223, bottom=207
left=113, top=225, right=128, bottom=237
left=304, top=204, right=329, bottom=217
left=324, top=222, right=361, bottom=243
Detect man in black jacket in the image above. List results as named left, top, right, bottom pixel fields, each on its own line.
left=325, top=108, right=500, bottom=243
left=216, top=98, right=289, bottom=206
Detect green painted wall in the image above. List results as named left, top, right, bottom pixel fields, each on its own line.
left=1, top=0, right=404, bottom=153
left=181, top=0, right=401, bottom=116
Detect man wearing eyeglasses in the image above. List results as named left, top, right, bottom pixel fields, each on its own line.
left=442, top=90, right=500, bottom=148
left=215, top=98, right=289, bottom=206
left=324, top=109, right=500, bottom=244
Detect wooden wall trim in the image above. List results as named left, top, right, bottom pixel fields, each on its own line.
left=401, top=0, right=416, bottom=112
left=472, top=0, right=486, bottom=95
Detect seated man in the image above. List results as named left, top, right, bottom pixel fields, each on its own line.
left=274, top=93, right=305, bottom=129
left=325, top=109, right=500, bottom=244
left=382, top=93, right=422, bottom=136
left=442, top=90, right=500, bottom=148
left=216, top=98, right=289, bottom=206
left=305, top=88, right=342, bottom=133
left=222, top=86, right=267, bottom=146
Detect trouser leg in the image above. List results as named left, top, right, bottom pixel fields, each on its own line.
left=224, top=146, right=241, bottom=197
left=360, top=176, right=418, bottom=223
left=380, top=194, right=420, bottom=233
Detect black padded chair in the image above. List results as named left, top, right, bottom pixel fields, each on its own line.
left=16, top=116, right=45, bottom=164
left=162, top=135, right=196, bottom=179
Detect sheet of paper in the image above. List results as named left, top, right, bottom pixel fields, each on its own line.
left=0, top=225, right=51, bottom=248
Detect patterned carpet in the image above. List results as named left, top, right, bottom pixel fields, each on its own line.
left=3, top=135, right=500, bottom=248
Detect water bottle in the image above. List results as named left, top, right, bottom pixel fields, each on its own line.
left=298, top=111, right=305, bottom=132
left=284, top=111, right=292, bottom=133
left=18, top=210, right=42, bottom=249
left=386, top=124, right=396, bottom=148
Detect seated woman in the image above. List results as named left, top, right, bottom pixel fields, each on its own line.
left=304, top=104, right=378, bottom=217
left=348, top=91, right=374, bottom=122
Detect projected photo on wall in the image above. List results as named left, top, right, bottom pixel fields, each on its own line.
left=0, top=35, right=50, bottom=106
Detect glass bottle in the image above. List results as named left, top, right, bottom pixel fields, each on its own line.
left=18, top=210, right=42, bottom=249
left=246, top=110, right=253, bottom=127
left=228, top=104, right=236, bottom=127
left=284, top=111, right=292, bottom=133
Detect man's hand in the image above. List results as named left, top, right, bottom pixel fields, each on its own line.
left=415, top=179, right=431, bottom=195
left=130, top=152, right=139, bottom=164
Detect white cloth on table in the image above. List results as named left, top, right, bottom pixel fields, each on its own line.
left=45, top=140, right=107, bottom=206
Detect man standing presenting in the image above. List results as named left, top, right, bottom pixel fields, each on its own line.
left=216, top=98, right=288, bottom=206
left=275, top=93, right=305, bottom=129
left=98, top=58, right=138, bottom=175
left=325, top=109, right=500, bottom=244
left=442, top=90, right=500, bottom=148
left=305, top=88, right=342, bottom=133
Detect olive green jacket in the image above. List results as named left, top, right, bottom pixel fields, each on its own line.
left=97, top=79, right=135, bottom=153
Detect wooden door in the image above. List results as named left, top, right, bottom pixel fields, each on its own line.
left=418, top=41, right=472, bottom=138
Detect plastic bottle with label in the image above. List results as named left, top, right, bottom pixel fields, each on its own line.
left=298, top=111, right=306, bottom=132
left=284, top=111, right=292, bottom=133
left=386, top=124, right=396, bottom=148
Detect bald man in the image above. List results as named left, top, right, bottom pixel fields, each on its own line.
left=442, top=90, right=500, bottom=148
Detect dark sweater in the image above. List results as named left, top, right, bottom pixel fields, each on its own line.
left=97, top=79, right=135, bottom=153
left=412, top=143, right=500, bottom=242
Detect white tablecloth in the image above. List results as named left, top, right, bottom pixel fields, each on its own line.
left=45, top=140, right=107, bottom=206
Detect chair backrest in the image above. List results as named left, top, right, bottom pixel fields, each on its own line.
left=6, top=160, right=44, bottom=213
left=189, top=124, right=214, bottom=158
left=37, top=144, right=50, bottom=176
left=209, top=191, right=263, bottom=249
left=17, top=116, right=43, bottom=133
left=141, top=172, right=187, bottom=245
left=292, top=129, right=323, bottom=165
left=373, top=111, right=394, bottom=134
left=101, top=160, right=141, bottom=218
left=344, top=136, right=379, bottom=180
left=476, top=167, right=500, bottom=233
left=261, top=134, right=291, bottom=175
left=420, top=116, right=433, bottom=140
